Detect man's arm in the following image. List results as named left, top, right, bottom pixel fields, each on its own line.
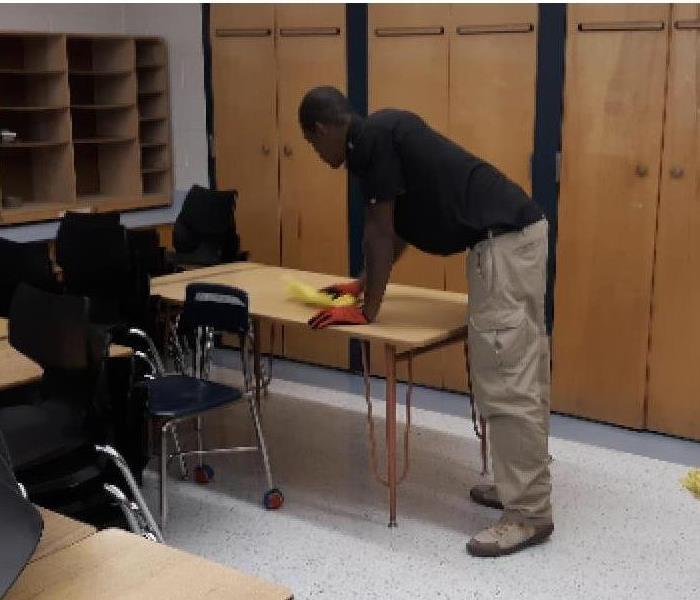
left=361, top=200, right=399, bottom=322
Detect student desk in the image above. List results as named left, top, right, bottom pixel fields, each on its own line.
left=0, top=341, right=132, bottom=392
left=7, top=527, right=293, bottom=600
left=152, top=262, right=471, bottom=527
left=31, top=508, right=97, bottom=563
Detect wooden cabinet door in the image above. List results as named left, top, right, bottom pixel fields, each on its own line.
left=276, top=4, right=349, bottom=368
left=210, top=5, right=279, bottom=266
left=647, top=4, right=700, bottom=440
left=552, top=4, right=670, bottom=427
left=443, top=3, right=538, bottom=392
left=367, top=4, right=450, bottom=387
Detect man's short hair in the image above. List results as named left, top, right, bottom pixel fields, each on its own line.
left=298, top=86, right=352, bottom=132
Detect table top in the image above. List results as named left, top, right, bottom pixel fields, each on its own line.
left=152, top=263, right=468, bottom=349
left=6, top=528, right=293, bottom=600
left=0, top=341, right=132, bottom=392
left=31, top=508, right=97, bottom=563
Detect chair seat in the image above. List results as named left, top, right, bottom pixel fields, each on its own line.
left=0, top=400, right=88, bottom=471
left=145, top=375, right=242, bottom=419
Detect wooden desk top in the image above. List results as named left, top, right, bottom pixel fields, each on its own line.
left=6, top=528, right=293, bottom=600
left=31, top=508, right=97, bottom=563
left=0, top=341, right=132, bottom=392
left=152, top=263, right=468, bottom=348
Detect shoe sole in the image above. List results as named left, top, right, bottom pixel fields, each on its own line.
left=466, top=523, right=554, bottom=558
left=469, top=489, right=504, bottom=511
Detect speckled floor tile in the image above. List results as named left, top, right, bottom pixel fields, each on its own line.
left=139, top=368, right=700, bottom=600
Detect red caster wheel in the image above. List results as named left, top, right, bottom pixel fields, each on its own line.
left=263, top=488, right=284, bottom=509
left=194, top=464, right=214, bottom=484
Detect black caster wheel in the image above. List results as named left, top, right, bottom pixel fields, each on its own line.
left=263, top=488, right=284, bottom=509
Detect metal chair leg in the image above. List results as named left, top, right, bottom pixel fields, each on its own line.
left=160, top=422, right=169, bottom=529
left=196, top=416, right=203, bottom=469
left=170, top=425, right=188, bottom=479
left=247, top=396, right=274, bottom=490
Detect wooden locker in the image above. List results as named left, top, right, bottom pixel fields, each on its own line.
left=368, top=4, right=450, bottom=387
left=647, top=4, right=700, bottom=440
left=210, top=5, right=279, bottom=267
left=210, top=5, right=282, bottom=356
left=443, top=3, right=539, bottom=392
left=276, top=4, right=349, bottom=369
left=551, top=4, right=670, bottom=427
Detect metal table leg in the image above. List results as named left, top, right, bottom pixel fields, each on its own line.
left=385, top=343, right=398, bottom=528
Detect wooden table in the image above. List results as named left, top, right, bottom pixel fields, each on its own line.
left=6, top=528, right=293, bottom=600
left=152, top=262, right=470, bottom=527
left=31, top=508, right=97, bottom=563
left=0, top=341, right=132, bottom=392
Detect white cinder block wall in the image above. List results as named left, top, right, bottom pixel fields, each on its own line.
left=0, top=3, right=209, bottom=240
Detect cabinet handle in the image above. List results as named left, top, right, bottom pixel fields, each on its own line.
left=578, top=21, right=665, bottom=32
left=675, top=20, right=700, bottom=30
left=297, top=213, right=302, bottom=240
left=262, top=144, right=270, bottom=156
left=375, top=26, right=444, bottom=37
left=215, top=28, right=272, bottom=38
left=670, top=166, right=685, bottom=179
left=636, top=164, right=649, bottom=178
left=283, top=145, right=293, bottom=158
left=456, top=23, right=533, bottom=35
left=279, top=27, right=340, bottom=37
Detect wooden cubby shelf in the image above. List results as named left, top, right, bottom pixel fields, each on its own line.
left=0, top=68, right=66, bottom=75
left=0, top=32, right=172, bottom=225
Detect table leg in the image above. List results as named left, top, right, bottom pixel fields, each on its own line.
left=385, top=344, right=398, bottom=528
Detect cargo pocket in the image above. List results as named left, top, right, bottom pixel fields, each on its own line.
left=468, top=308, right=529, bottom=371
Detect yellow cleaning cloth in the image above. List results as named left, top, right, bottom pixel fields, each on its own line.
left=286, top=277, right=357, bottom=308
left=681, top=468, right=700, bottom=500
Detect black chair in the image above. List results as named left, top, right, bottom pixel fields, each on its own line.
left=0, top=237, right=59, bottom=317
left=0, top=284, right=156, bottom=530
left=135, top=282, right=282, bottom=529
left=0, top=428, right=42, bottom=597
left=173, top=185, right=247, bottom=267
left=55, top=212, right=151, bottom=332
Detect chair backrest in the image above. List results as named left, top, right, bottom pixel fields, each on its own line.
left=0, top=237, right=58, bottom=317
left=181, top=283, right=249, bottom=335
left=9, top=283, right=100, bottom=370
left=173, top=185, right=240, bottom=265
left=55, top=213, right=149, bottom=326
left=56, top=212, right=130, bottom=277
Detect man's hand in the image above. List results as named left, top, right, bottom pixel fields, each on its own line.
left=308, top=306, right=368, bottom=329
left=320, top=279, right=363, bottom=299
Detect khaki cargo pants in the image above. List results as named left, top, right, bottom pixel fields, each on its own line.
left=467, top=218, right=552, bottom=523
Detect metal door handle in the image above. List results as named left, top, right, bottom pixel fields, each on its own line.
left=283, top=145, right=293, bottom=157
left=262, top=144, right=270, bottom=156
left=636, top=164, right=649, bottom=178
left=670, top=166, right=684, bottom=179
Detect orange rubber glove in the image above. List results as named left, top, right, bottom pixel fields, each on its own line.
left=308, top=306, right=368, bottom=329
left=320, top=280, right=363, bottom=299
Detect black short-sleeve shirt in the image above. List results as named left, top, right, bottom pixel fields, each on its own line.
left=346, top=109, right=543, bottom=254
